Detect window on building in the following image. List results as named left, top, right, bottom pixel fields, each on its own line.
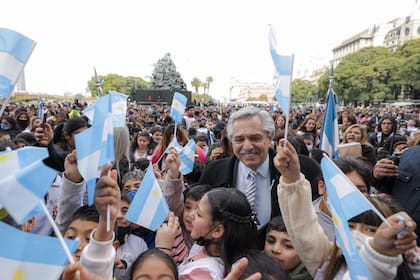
left=405, top=27, right=410, bottom=36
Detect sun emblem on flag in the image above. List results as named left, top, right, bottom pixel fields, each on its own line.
left=13, top=269, right=25, bottom=280
left=0, top=154, right=9, bottom=161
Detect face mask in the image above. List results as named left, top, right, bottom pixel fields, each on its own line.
left=351, top=230, right=370, bottom=251
left=18, top=120, right=29, bottom=129
left=202, top=146, right=209, bottom=154
left=116, top=226, right=131, bottom=246
left=195, top=223, right=221, bottom=246
left=306, top=145, right=313, bottom=152
left=127, top=189, right=137, bottom=201
left=1, top=123, right=10, bottom=130
left=152, top=137, right=161, bottom=144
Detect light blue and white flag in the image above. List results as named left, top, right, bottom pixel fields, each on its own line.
left=164, top=138, right=183, bottom=154
left=126, top=164, right=169, bottom=231
left=170, top=92, right=187, bottom=124
left=82, top=91, right=127, bottom=128
left=0, top=157, right=56, bottom=224
left=269, top=26, right=293, bottom=116
left=0, top=221, right=79, bottom=280
left=321, top=156, right=373, bottom=280
left=0, top=28, right=36, bottom=99
left=179, top=139, right=195, bottom=175
left=320, top=88, right=339, bottom=158
left=0, top=146, right=49, bottom=178
left=38, top=100, right=44, bottom=118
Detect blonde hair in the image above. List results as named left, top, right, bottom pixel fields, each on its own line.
left=342, top=124, right=372, bottom=146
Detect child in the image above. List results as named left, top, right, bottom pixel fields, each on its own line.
left=177, top=188, right=258, bottom=279
left=130, top=248, right=179, bottom=280
left=274, top=139, right=417, bottom=279
left=264, top=216, right=312, bottom=280
left=156, top=147, right=212, bottom=263
left=75, top=163, right=120, bottom=279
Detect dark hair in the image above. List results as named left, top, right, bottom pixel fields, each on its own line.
left=62, top=117, right=88, bottom=134
left=183, top=184, right=212, bottom=203
left=131, top=158, right=150, bottom=171
left=130, top=248, right=178, bottom=280
left=333, top=157, right=373, bottom=192
left=267, top=216, right=287, bottom=233
left=69, top=205, right=99, bottom=225
left=183, top=161, right=205, bottom=185
left=206, top=188, right=258, bottom=271
left=13, top=132, right=37, bottom=146
left=236, top=250, right=288, bottom=280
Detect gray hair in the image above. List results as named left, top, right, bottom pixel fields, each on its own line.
left=226, top=107, right=275, bottom=139
left=122, top=170, right=145, bottom=186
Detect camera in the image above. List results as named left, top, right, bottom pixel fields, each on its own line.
left=387, top=153, right=401, bottom=166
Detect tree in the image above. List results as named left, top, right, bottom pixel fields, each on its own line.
left=291, top=79, right=318, bottom=104
left=87, top=74, right=150, bottom=98
left=205, top=76, right=214, bottom=94
left=395, top=39, right=420, bottom=99
left=191, top=77, right=201, bottom=93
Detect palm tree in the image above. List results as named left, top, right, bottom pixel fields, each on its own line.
left=206, top=76, right=214, bottom=94
left=191, top=78, right=201, bottom=93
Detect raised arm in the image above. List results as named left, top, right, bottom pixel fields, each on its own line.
left=274, top=139, right=332, bottom=275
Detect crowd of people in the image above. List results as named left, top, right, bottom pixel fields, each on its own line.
left=1, top=98, right=420, bottom=280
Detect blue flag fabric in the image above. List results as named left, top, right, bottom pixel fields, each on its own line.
left=82, top=91, right=127, bottom=128
left=38, top=100, right=44, bottom=118
left=179, top=140, right=195, bottom=175
left=0, top=28, right=36, bottom=98
left=0, top=221, right=79, bottom=279
left=320, top=88, right=340, bottom=158
left=126, top=164, right=169, bottom=231
left=0, top=147, right=56, bottom=224
left=76, top=91, right=127, bottom=204
left=170, top=92, right=187, bottom=124
left=321, top=156, right=373, bottom=280
left=269, top=26, right=293, bottom=116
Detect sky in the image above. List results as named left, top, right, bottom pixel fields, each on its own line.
left=3, top=0, right=417, bottom=101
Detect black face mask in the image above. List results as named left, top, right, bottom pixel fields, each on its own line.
left=18, top=119, right=29, bottom=129
left=116, top=226, right=131, bottom=246
left=195, top=223, right=221, bottom=246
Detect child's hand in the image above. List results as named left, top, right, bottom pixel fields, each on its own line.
left=155, top=212, right=179, bottom=249
left=153, top=163, right=162, bottom=180
left=64, top=150, right=83, bottom=183
left=224, top=258, right=261, bottom=280
left=165, top=147, right=181, bottom=179
left=274, top=139, right=301, bottom=184
left=63, top=262, right=104, bottom=280
left=94, top=164, right=120, bottom=241
left=370, top=212, right=417, bottom=256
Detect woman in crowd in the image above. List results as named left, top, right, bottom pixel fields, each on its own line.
left=341, top=123, right=377, bottom=165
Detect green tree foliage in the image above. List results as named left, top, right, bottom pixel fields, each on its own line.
left=395, top=39, right=420, bottom=98
left=88, top=74, right=150, bottom=98
left=191, top=77, right=201, bottom=93
left=317, top=40, right=420, bottom=105
left=291, top=79, right=318, bottom=104
left=205, top=76, right=214, bottom=94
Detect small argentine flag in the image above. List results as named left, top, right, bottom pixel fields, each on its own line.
left=126, top=164, right=169, bottom=231
left=179, top=139, right=195, bottom=175
left=170, top=92, right=187, bottom=124
left=0, top=221, right=79, bottom=280
left=0, top=147, right=56, bottom=224
left=269, top=26, right=293, bottom=116
left=0, top=28, right=36, bottom=98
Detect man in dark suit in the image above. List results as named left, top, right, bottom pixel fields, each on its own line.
left=199, top=107, right=280, bottom=248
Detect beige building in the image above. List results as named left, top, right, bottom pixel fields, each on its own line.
left=230, top=81, right=274, bottom=103
left=332, top=1, right=420, bottom=66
